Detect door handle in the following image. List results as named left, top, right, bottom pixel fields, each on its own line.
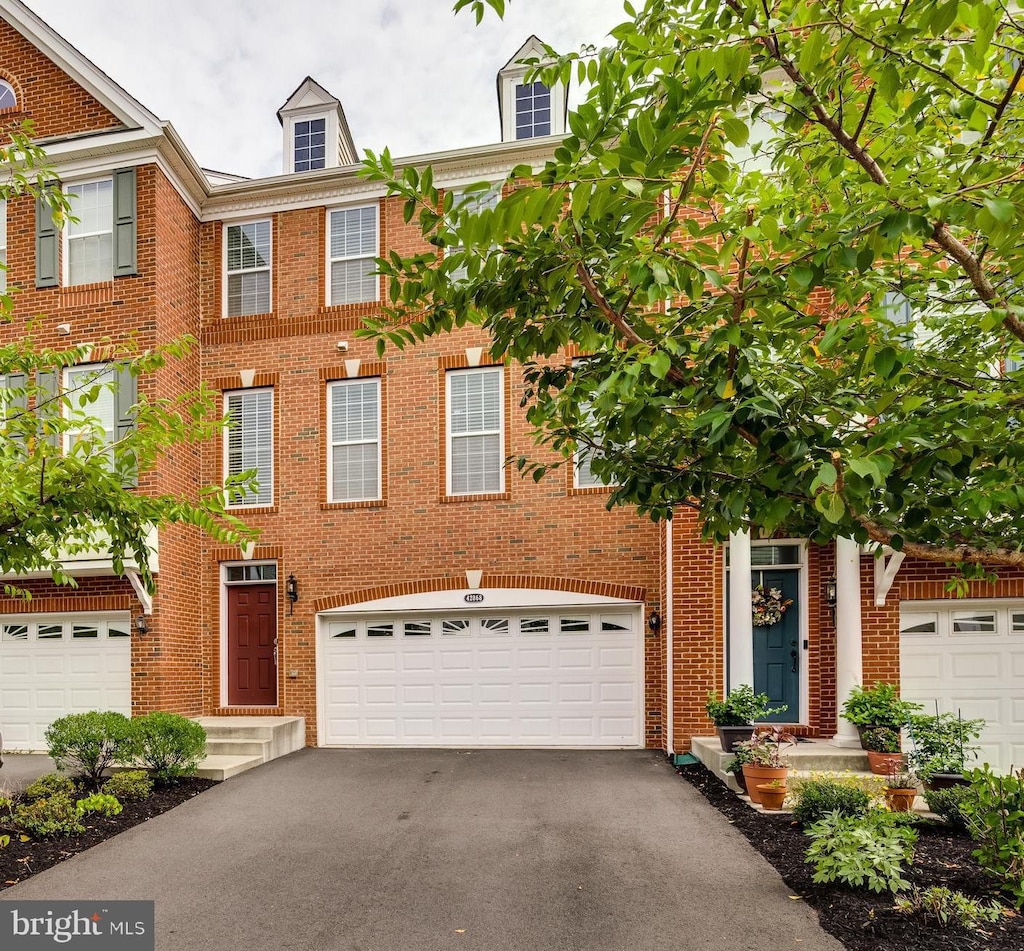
left=790, top=649, right=798, bottom=673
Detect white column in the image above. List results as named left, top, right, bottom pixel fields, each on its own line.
left=728, top=529, right=754, bottom=690
left=832, top=536, right=864, bottom=748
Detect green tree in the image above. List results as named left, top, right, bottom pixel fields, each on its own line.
left=362, top=0, right=1024, bottom=574
left=0, top=127, right=255, bottom=591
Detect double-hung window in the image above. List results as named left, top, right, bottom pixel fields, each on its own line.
left=328, top=378, right=381, bottom=502
left=225, top=389, right=273, bottom=507
left=447, top=367, right=504, bottom=495
left=65, top=179, right=113, bottom=285
left=515, top=81, right=551, bottom=138
left=225, top=221, right=271, bottom=316
left=62, top=363, right=137, bottom=477
left=447, top=184, right=501, bottom=281
left=572, top=359, right=613, bottom=489
left=328, top=205, right=378, bottom=305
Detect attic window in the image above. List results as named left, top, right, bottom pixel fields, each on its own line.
left=0, top=80, right=15, bottom=111
left=294, top=117, right=327, bottom=172
left=515, top=81, right=550, bottom=138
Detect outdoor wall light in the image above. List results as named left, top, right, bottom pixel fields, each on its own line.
left=135, top=615, right=149, bottom=634
left=824, top=576, right=838, bottom=624
left=647, top=610, right=662, bottom=634
left=286, top=574, right=299, bottom=615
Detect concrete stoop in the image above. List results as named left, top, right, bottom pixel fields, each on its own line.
left=194, top=716, right=305, bottom=780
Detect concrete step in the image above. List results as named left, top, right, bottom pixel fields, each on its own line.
left=204, top=737, right=273, bottom=761
left=194, top=716, right=305, bottom=780
left=691, top=734, right=873, bottom=789
left=195, top=754, right=264, bottom=781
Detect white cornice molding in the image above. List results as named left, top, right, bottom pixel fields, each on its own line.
left=202, top=137, right=557, bottom=221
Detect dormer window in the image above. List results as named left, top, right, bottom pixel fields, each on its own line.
left=497, top=37, right=566, bottom=143
left=294, top=117, right=327, bottom=172
left=515, top=81, right=551, bottom=139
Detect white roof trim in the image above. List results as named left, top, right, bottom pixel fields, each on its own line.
left=319, top=587, right=641, bottom=616
left=0, top=0, right=162, bottom=133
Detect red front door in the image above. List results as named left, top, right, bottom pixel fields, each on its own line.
left=227, top=584, right=278, bottom=705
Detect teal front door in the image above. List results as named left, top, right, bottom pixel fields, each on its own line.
left=752, top=568, right=800, bottom=723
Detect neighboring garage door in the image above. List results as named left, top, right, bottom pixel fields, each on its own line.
left=900, top=600, right=1024, bottom=774
left=0, top=614, right=132, bottom=751
left=319, top=605, right=643, bottom=747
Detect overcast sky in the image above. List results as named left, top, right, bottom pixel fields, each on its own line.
left=27, top=0, right=628, bottom=180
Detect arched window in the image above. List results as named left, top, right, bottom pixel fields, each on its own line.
left=0, top=80, right=16, bottom=110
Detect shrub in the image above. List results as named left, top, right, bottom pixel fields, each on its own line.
left=861, top=726, right=901, bottom=754
left=14, top=795, right=84, bottom=838
left=75, top=793, right=122, bottom=818
left=102, top=770, right=154, bottom=802
left=131, top=712, right=206, bottom=784
left=841, top=683, right=921, bottom=729
left=961, top=766, right=1024, bottom=908
left=23, top=773, right=75, bottom=802
left=906, top=712, right=985, bottom=781
left=705, top=684, right=786, bottom=725
left=924, top=785, right=975, bottom=833
left=805, top=810, right=918, bottom=893
left=791, top=778, right=871, bottom=826
left=894, top=886, right=1003, bottom=930
left=45, top=711, right=135, bottom=787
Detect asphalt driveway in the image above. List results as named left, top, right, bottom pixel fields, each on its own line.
left=2, top=749, right=841, bottom=951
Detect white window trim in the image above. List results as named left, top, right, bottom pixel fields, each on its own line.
left=223, top=387, right=274, bottom=509
left=499, top=72, right=566, bottom=142
left=62, top=176, right=113, bottom=287
left=222, top=219, right=273, bottom=317
left=283, top=111, right=335, bottom=174
left=445, top=366, right=505, bottom=497
left=62, top=362, right=115, bottom=454
left=327, top=377, right=382, bottom=503
left=325, top=203, right=379, bottom=306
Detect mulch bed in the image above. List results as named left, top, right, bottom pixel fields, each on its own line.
left=676, top=762, right=1023, bottom=951
left=0, top=778, right=216, bottom=891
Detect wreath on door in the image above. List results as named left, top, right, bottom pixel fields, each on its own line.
left=751, top=585, right=794, bottom=627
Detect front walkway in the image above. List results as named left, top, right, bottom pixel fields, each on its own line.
left=1, top=749, right=842, bottom=951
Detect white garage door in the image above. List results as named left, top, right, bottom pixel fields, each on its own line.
left=900, top=600, right=1024, bottom=774
left=319, top=606, right=643, bottom=747
left=0, top=614, right=132, bottom=751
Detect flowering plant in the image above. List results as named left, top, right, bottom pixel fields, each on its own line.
left=751, top=585, right=793, bottom=627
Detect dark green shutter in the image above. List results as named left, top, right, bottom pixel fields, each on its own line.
left=35, top=369, right=59, bottom=448
left=35, top=186, right=59, bottom=288
left=115, top=364, right=137, bottom=486
left=112, top=167, right=137, bottom=277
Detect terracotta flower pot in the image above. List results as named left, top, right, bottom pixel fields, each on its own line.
left=742, top=765, right=788, bottom=803
left=757, top=784, right=788, bottom=811
left=867, top=751, right=905, bottom=776
left=885, top=787, right=917, bottom=812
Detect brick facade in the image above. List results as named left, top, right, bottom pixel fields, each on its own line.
left=1, top=3, right=1015, bottom=753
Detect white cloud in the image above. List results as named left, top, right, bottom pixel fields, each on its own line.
left=28, top=0, right=627, bottom=178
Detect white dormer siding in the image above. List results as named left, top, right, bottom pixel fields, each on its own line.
left=277, top=76, right=357, bottom=174
left=497, top=35, right=567, bottom=143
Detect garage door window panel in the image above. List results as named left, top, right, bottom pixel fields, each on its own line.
left=900, top=612, right=938, bottom=635
left=1013, top=613, right=1024, bottom=633
left=481, top=618, right=509, bottom=636
left=368, top=622, right=394, bottom=638
left=560, top=617, right=590, bottom=634
left=404, top=621, right=432, bottom=637
left=38, top=624, right=63, bottom=640
left=442, top=619, right=470, bottom=636
left=3, top=623, right=27, bottom=641
left=447, top=367, right=504, bottom=496
left=953, top=612, right=997, bottom=635
left=520, top=617, right=550, bottom=635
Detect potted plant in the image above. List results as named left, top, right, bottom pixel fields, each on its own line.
left=861, top=726, right=906, bottom=776
left=724, top=745, right=753, bottom=793
left=883, top=767, right=918, bottom=813
left=738, top=727, right=795, bottom=804
left=756, top=778, right=788, bottom=811
left=706, top=684, right=787, bottom=753
left=906, top=711, right=984, bottom=790
left=840, top=682, right=921, bottom=749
